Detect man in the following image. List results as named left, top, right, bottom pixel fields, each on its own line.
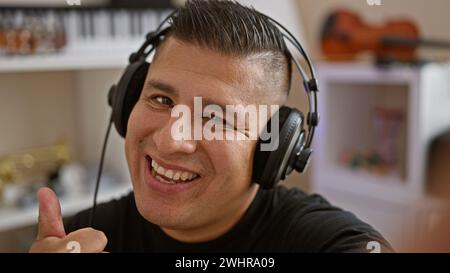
left=29, top=0, right=392, bottom=253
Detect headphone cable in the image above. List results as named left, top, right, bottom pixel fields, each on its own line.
left=89, top=113, right=113, bottom=227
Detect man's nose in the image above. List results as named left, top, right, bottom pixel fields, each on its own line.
left=152, top=118, right=197, bottom=156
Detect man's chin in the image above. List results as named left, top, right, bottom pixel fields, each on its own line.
left=134, top=194, right=192, bottom=227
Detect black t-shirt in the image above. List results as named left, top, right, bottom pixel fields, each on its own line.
left=64, top=186, right=393, bottom=252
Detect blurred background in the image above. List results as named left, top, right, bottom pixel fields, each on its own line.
left=0, top=0, right=449, bottom=252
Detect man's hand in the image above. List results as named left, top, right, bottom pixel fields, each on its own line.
left=29, top=187, right=108, bottom=253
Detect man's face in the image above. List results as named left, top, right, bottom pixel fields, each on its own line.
left=125, top=37, right=272, bottom=235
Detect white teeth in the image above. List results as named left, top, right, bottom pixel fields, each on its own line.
left=173, top=171, right=181, bottom=180
left=165, top=169, right=174, bottom=179
left=157, top=166, right=166, bottom=176
left=180, top=172, right=189, bottom=181
left=149, top=157, right=198, bottom=182
left=155, top=175, right=175, bottom=184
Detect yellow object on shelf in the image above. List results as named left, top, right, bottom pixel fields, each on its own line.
left=0, top=142, right=70, bottom=190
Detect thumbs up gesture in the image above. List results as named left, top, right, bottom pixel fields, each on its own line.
left=29, top=187, right=108, bottom=253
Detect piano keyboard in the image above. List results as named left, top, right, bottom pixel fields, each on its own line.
left=0, top=8, right=174, bottom=53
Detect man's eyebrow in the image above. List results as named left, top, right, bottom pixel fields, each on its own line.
left=146, top=79, right=178, bottom=95
left=146, top=80, right=236, bottom=114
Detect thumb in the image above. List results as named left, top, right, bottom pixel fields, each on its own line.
left=37, top=187, right=66, bottom=240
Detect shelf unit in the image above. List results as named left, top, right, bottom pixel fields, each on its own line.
left=0, top=183, right=132, bottom=232
left=0, top=44, right=137, bottom=235
left=0, top=40, right=142, bottom=73
left=311, top=62, right=450, bottom=250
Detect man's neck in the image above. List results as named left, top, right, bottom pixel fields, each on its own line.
left=160, top=186, right=259, bottom=243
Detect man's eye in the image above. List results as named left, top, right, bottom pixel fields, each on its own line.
left=152, top=95, right=173, bottom=107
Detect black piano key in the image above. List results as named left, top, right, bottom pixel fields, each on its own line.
left=79, top=12, right=87, bottom=39
left=124, top=10, right=132, bottom=38
left=88, top=10, right=95, bottom=38
left=129, top=10, right=135, bottom=36
left=55, top=10, right=66, bottom=31
left=109, top=11, right=116, bottom=38
left=93, top=9, right=106, bottom=39
left=0, top=7, right=167, bottom=47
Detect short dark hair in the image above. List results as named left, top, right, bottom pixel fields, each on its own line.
left=164, top=0, right=292, bottom=97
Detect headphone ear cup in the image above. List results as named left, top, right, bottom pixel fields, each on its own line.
left=110, top=61, right=150, bottom=138
left=252, top=106, right=304, bottom=189
left=253, top=107, right=290, bottom=185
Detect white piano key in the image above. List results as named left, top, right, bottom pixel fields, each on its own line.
left=86, top=11, right=95, bottom=39
left=146, top=10, right=159, bottom=34
left=93, top=10, right=109, bottom=40
left=141, top=10, right=153, bottom=36
left=66, top=10, right=80, bottom=44
left=46, top=10, right=57, bottom=28
left=128, top=10, right=136, bottom=37
left=136, top=11, right=144, bottom=37
left=115, top=9, right=130, bottom=39
left=13, top=9, right=24, bottom=26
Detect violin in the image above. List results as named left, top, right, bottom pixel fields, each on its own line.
left=321, top=9, right=450, bottom=62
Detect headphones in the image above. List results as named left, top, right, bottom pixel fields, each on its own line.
left=91, top=8, right=319, bottom=225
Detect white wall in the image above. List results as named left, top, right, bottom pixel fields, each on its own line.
left=0, top=68, right=131, bottom=185
left=239, top=0, right=306, bottom=49
left=73, top=69, right=131, bottom=182
left=0, top=72, right=77, bottom=155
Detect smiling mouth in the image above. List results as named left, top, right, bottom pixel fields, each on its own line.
left=145, top=155, right=200, bottom=185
